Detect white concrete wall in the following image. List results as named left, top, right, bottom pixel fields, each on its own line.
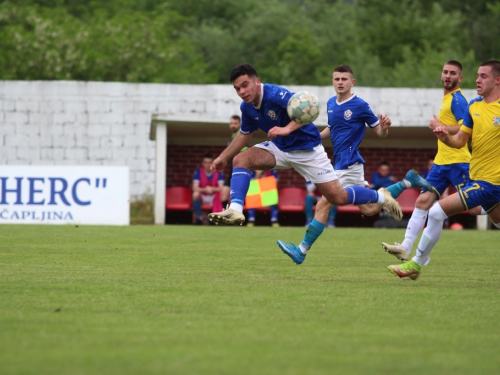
left=0, top=81, right=478, bottom=198
left=0, top=81, right=238, bottom=198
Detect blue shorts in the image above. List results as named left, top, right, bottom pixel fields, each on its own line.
left=423, top=163, right=470, bottom=197
left=458, top=180, right=500, bottom=213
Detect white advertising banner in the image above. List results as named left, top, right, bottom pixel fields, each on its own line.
left=0, top=166, right=129, bottom=225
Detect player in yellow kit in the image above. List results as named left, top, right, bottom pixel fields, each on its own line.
left=382, top=61, right=472, bottom=261
left=388, top=60, right=500, bottom=280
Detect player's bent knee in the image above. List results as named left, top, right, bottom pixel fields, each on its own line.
left=232, top=153, right=250, bottom=168
left=428, top=203, right=447, bottom=222
left=415, top=193, right=435, bottom=211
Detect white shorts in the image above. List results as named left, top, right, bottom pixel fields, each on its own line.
left=254, top=141, right=336, bottom=184
left=335, top=163, right=369, bottom=189
left=201, top=194, right=215, bottom=205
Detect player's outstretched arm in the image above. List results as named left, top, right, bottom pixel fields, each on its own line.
left=267, top=120, right=303, bottom=139
left=211, top=132, right=253, bottom=172
left=433, top=126, right=469, bottom=148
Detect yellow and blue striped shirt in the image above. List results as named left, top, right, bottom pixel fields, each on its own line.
left=461, top=97, right=500, bottom=185
left=434, top=89, right=471, bottom=165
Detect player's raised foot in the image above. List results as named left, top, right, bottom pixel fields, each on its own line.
left=381, top=242, right=410, bottom=261
left=208, top=208, right=245, bottom=226
left=378, top=188, right=403, bottom=221
left=388, top=260, right=422, bottom=280
left=277, top=240, right=305, bottom=265
left=405, top=169, right=433, bottom=191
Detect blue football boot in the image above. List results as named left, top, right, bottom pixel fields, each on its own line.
left=277, top=240, right=306, bottom=265
left=405, top=169, right=433, bottom=191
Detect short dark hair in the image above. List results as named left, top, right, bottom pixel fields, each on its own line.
left=203, top=153, right=214, bottom=160
left=334, top=65, right=354, bottom=77
left=480, top=60, right=500, bottom=77
left=379, top=161, right=390, bottom=167
left=229, top=63, right=258, bottom=82
left=230, top=115, right=241, bottom=122
left=444, top=60, right=463, bottom=72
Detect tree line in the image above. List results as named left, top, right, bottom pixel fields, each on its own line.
left=1, top=0, right=498, bottom=88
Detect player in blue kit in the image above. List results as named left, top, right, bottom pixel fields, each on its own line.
left=388, top=60, right=500, bottom=280
left=277, top=65, right=431, bottom=264
left=208, top=63, right=403, bottom=229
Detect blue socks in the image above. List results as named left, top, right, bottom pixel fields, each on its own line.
left=328, top=205, right=337, bottom=221
left=229, top=167, right=251, bottom=205
left=247, top=208, right=256, bottom=222
left=345, top=186, right=378, bottom=205
left=300, top=219, right=325, bottom=252
left=387, top=181, right=405, bottom=199
left=305, top=195, right=314, bottom=221
left=193, top=200, right=202, bottom=220
left=270, top=205, right=279, bottom=222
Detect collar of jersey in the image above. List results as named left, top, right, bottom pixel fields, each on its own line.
left=253, top=83, right=265, bottom=109
left=336, top=93, right=356, bottom=105
left=444, top=88, right=461, bottom=97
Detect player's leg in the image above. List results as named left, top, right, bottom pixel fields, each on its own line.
left=304, top=182, right=316, bottom=226
left=388, top=192, right=465, bottom=279
left=382, top=191, right=437, bottom=260
left=488, top=204, right=500, bottom=228
left=386, top=169, right=433, bottom=199
left=208, top=143, right=278, bottom=225
left=316, top=181, right=402, bottom=221
left=270, top=205, right=279, bottom=227
left=247, top=208, right=256, bottom=227
left=192, top=191, right=203, bottom=224
left=382, top=164, right=454, bottom=260
left=327, top=205, right=337, bottom=227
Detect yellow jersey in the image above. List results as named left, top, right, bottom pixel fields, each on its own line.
left=461, top=97, right=500, bottom=185
left=434, top=89, right=471, bottom=165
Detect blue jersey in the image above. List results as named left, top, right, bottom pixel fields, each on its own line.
left=371, top=172, right=394, bottom=189
left=240, top=84, right=321, bottom=152
left=327, top=94, right=379, bottom=170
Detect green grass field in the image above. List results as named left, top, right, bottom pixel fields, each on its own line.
left=1, top=225, right=499, bottom=375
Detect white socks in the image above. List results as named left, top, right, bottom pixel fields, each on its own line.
left=229, top=202, right=243, bottom=212
left=413, top=203, right=448, bottom=266
left=401, top=208, right=428, bottom=254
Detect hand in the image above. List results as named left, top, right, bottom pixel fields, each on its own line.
left=433, top=125, right=450, bottom=142
left=205, top=186, right=213, bottom=195
left=267, top=126, right=290, bottom=139
left=379, top=114, right=392, bottom=130
left=211, top=157, right=227, bottom=172
left=429, top=115, right=441, bottom=130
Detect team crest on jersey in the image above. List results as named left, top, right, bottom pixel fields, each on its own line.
left=493, top=116, right=500, bottom=127
left=344, top=109, right=352, bottom=120
left=267, top=110, right=278, bottom=120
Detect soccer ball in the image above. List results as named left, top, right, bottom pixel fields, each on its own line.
left=287, top=91, right=321, bottom=125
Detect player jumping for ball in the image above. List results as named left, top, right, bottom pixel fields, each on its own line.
left=208, top=63, right=403, bottom=238
left=277, top=65, right=432, bottom=264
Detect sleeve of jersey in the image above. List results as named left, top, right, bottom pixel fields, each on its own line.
left=460, top=102, right=474, bottom=134
left=193, top=169, right=200, bottom=182
left=363, top=102, right=380, bottom=128
left=270, top=86, right=293, bottom=109
left=451, top=93, right=468, bottom=125
left=240, top=107, right=256, bottom=135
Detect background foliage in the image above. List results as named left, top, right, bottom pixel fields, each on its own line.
left=1, top=0, right=499, bottom=87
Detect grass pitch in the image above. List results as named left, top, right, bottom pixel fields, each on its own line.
left=1, top=225, right=499, bottom=375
